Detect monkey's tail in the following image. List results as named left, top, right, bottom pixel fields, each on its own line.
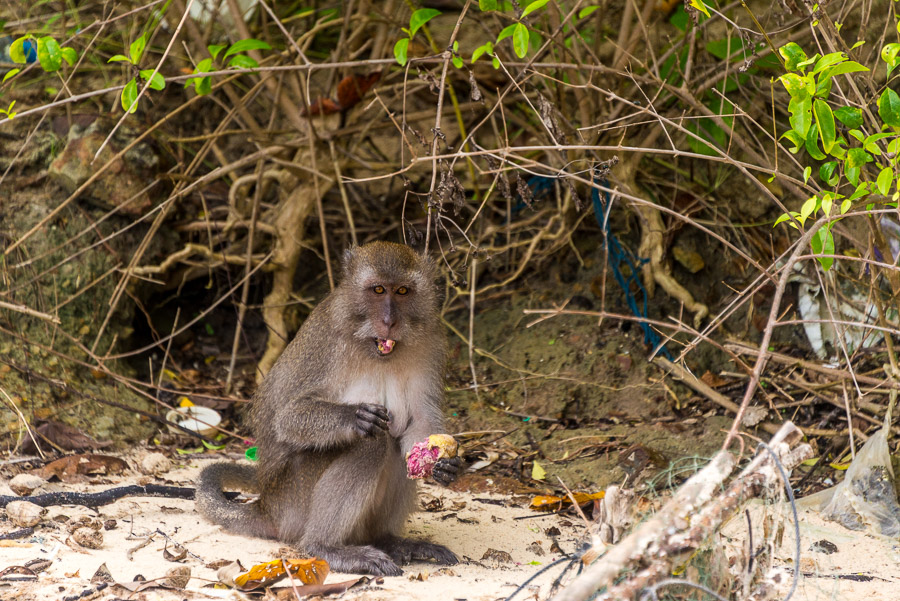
left=196, top=462, right=271, bottom=539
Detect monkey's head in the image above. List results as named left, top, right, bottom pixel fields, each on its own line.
left=337, top=241, right=439, bottom=358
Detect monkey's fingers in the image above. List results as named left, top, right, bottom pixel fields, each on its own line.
left=432, top=457, right=463, bottom=486
left=355, top=404, right=391, bottom=436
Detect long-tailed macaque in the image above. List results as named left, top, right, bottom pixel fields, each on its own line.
left=196, top=241, right=462, bottom=576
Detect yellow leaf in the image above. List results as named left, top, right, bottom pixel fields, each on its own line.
left=178, top=396, right=194, bottom=407
left=233, top=558, right=329, bottom=591
left=531, top=460, right=546, bottom=480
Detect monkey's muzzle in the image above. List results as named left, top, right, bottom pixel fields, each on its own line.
left=375, top=338, right=396, bottom=355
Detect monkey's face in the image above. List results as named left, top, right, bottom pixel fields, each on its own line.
left=355, top=280, right=419, bottom=357
left=339, top=242, right=439, bottom=358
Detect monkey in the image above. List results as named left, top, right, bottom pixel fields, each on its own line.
left=196, top=241, right=462, bottom=576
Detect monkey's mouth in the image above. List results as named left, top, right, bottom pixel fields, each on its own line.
left=375, top=338, right=396, bottom=355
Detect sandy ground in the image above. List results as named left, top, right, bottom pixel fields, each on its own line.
left=2, top=455, right=900, bottom=600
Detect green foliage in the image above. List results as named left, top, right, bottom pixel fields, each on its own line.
left=0, top=100, right=17, bottom=120
left=184, top=38, right=270, bottom=95
left=7, top=34, right=77, bottom=74
left=774, top=40, right=900, bottom=270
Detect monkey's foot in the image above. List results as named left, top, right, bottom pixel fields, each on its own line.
left=304, top=543, right=402, bottom=577
left=377, top=536, right=459, bottom=566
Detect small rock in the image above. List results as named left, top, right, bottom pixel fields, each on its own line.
left=103, top=519, right=117, bottom=531
left=672, top=245, right=705, bottom=273
left=809, top=539, right=838, bottom=554
left=140, top=452, right=172, bottom=476
left=481, top=548, right=513, bottom=566
left=165, top=566, right=191, bottom=589
left=6, top=500, right=46, bottom=527
left=72, top=527, right=103, bottom=549
left=9, top=474, right=46, bottom=496
left=526, top=541, right=545, bottom=556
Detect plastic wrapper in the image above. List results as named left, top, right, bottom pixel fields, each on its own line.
left=800, top=424, right=900, bottom=537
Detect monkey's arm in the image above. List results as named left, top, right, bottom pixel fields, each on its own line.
left=271, top=399, right=390, bottom=450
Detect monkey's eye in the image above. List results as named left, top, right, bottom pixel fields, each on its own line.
left=373, top=285, right=386, bottom=294
left=396, top=286, right=409, bottom=295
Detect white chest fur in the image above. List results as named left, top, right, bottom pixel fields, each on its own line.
left=340, top=369, right=422, bottom=437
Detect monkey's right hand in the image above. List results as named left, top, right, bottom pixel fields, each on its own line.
left=354, top=403, right=392, bottom=437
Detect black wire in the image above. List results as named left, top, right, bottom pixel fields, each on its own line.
left=504, top=554, right=579, bottom=601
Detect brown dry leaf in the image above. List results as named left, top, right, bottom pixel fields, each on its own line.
left=232, top=558, right=329, bottom=592
left=335, top=71, right=381, bottom=109
left=35, top=454, right=128, bottom=482
left=20, top=421, right=110, bottom=454
left=272, top=578, right=364, bottom=600
left=700, top=370, right=729, bottom=388
left=163, top=543, right=187, bottom=562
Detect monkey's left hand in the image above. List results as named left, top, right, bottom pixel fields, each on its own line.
left=432, top=456, right=463, bottom=486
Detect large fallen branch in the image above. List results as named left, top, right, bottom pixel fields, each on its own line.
left=553, top=421, right=812, bottom=601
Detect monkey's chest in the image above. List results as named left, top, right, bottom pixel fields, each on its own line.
left=341, top=373, right=418, bottom=436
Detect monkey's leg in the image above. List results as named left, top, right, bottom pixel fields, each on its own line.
left=371, top=456, right=459, bottom=566
left=299, top=436, right=403, bottom=577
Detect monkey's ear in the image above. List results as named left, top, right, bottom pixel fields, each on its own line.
left=341, top=246, right=358, bottom=279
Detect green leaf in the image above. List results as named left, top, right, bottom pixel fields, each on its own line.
left=2, top=68, right=20, bottom=83
left=522, top=0, right=550, bottom=18
left=196, top=76, right=211, bottom=95
left=513, top=23, right=529, bottom=58
left=821, top=193, right=833, bottom=215
left=228, top=54, right=259, bottom=69
left=833, top=106, right=862, bottom=128
left=689, top=0, right=710, bottom=18
left=811, top=52, right=846, bottom=74
left=882, top=42, right=900, bottom=77
left=129, top=33, right=147, bottom=65
left=492, top=55, right=500, bottom=69
left=781, top=130, right=805, bottom=154
left=811, top=226, right=835, bottom=271
left=409, top=8, right=441, bottom=38
left=139, top=69, right=165, bottom=90
left=37, top=36, right=62, bottom=72
left=60, top=47, right=77, bottom=66
left=497, top=24, right=517, bottom=42
left=814, top=98, right=836, bottom=153
left=245, top=446, right=258, bottom=461
left=879, top=88, right=900, bottom=127
left=208, top=44, right=227, bottom=60
left=819, top=61, right=868, bottom=81
left=479, top=0, right=499, bottom=9
left=820, top=161, right=838, bottom=186
left=223, top=38, right=271, bottom=58
left=814, top=74, right=832, bottom=99
left=789, top=96, right=812, bottom=137
left=779, top=42, right=808, bottom=72
left=195, top=57, right=213, bottom=73
left=472, top=42, right=493, bottom=62
left=579, top=6, right=600, bottom=18
left=800, top=196, right=817, bottom=221
left=774, top=213, right=793, bottom=227
left=393, top=38, right=409, bottom=66
left=779, top=73, right=809, bottom=98
left=452, top=55, right=463, bottom=68
left=107, top=54, right=130, bottom=63
left=805, top=118, right=826, bottom=160
left=846, top=164, right=860, bottom=186
left=877, top=167, right=894, bottom=196
left=803, top=166, right=812, bottom=184
left=847, top=147, right=873, bottom=169
left=121, top=77, right=138, bottom=113
left=9, top=36, right=28, bottom=63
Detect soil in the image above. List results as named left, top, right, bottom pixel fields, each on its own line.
left=2, top=457, right=899, bottom=601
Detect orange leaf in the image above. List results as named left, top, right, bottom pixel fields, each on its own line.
left=529, top=491, right=605, bottom=511
left=233, top=558, right=328, bottom=591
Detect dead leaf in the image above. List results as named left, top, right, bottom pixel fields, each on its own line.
left=0, top=566, right=37, bottom=580
left=35, top=454, right=128, bottom=482
left=91, top=563, right=114, bottom=583
left=481, top=548, right=513, bottom=566
left=231, top=558, right=329, bottom=591
left=163, top=542, right=187, bottom=562
left=335, top=71, right=381, bottom=109
left=20, top=421, right=110, bottom=454
left=530, top=491, right=605, bottom=511
left=700, top=371, right=729, bottom=388
left=272, top=578, right=364, bottom=600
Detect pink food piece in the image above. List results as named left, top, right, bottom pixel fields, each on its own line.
left=406, top=440, right=441, bottom=479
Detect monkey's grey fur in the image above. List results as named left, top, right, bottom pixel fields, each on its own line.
left=196, top=241, right=460, bottom=576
